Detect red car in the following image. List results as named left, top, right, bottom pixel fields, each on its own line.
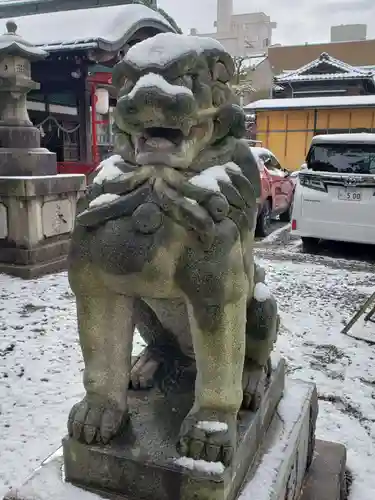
left=251, top=147, right=295, bottom=237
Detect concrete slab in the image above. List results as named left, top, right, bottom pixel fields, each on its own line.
left=300, top=440, right=348, bottom=500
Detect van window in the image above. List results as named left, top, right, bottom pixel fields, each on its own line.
left=307, top=143, right=375, bottom=174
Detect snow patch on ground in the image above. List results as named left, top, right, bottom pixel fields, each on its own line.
left=89, top=193, right=120, bottom=208
left=0, top=272, right=145, bottom=496
left=195, top=421, right=228, bottom=433
left=262, top=223, right=291, bottom=244
left=174, top=457, right=225, bottom=475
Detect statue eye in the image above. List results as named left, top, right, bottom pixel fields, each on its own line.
left=183, top=75, right=193, bottom=89
left=170, top=76, right=184, bottom=86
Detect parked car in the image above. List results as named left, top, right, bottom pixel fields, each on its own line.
left=291, top=133, right=375, bottom=252
left=250, top=147, right=295, bottom=236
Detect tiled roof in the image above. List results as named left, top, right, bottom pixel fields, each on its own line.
left=0, top=3, right=174, bottom=52
left=245, top=94, right=375, bottom=111
left=275, top=52, right=374, bottom=83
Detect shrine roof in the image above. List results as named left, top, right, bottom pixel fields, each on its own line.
left=275, top=52, right=375, bottom=83
left=0, top=3, right=175, bottom=53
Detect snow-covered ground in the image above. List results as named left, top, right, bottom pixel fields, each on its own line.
left=1, top=229, right=375, bottom=498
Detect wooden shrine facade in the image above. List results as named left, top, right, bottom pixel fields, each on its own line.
left=0, top=1, right=176, bottom=176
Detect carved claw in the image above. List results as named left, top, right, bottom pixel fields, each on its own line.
left=177, top=409, right=237, bottom=467
left=130, top=349, right=161, bottom=390
left=225, top=169, right=257, bottom=208
left=68, top=398, right=128, bottom=445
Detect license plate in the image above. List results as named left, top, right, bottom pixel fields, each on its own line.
left=338, top=188, right=362, bottom=201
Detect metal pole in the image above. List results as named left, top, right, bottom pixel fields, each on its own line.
left=341, top=290, right=375, bottom=335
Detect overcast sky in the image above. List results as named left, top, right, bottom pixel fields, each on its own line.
left=158, top=0, right=375, bottom=46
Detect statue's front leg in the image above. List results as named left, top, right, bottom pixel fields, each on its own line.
left=68, top=290, right=135, bottom=445
left=177, top=248, right=248, bottom=466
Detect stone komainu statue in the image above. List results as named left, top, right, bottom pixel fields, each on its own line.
left=67, top=33, right=278, bottom=466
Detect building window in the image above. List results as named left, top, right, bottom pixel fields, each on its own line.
left=263, top=38, right=269, bottom=48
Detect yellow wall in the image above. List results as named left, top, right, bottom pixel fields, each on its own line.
left=256, top=107, right=375, bottom=170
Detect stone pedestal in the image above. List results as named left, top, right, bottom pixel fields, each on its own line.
left=0, top=174, right=86, bottom=278
left=1, top=354, right=348, bottom=500
left=3, top=371, right=348, bottom=500
left=63, top=358, right=285, bottom=500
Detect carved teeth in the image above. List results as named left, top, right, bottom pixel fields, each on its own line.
left=181, top=123, right=191, bottom=137
left=145, top=138, right=174, bottom=149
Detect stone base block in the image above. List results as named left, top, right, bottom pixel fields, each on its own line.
left=62, top=358, right=285, bottom=500
left=0, top=148, right=57, bottom=176
left=0, top=254, right=68, bottom=279
left=3, top=376, right=347, bottom=500
left=0, top=174, right=85, bottom=278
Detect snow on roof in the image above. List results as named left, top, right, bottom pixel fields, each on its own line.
left=245, top=95, right=375, bottom=111
left=311, top=133, right=375, bottom=144
left=0, top=4, right=175, bottom=52
left=277, top=72, right=374, bottom=82
left=275, top=52, right=374, bottom=83
left=125, top=33, right=226, bottom=69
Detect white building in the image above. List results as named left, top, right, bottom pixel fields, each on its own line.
left=330, top=24, right=367, bottom=43
left=191, top=0, right=277, bottom=58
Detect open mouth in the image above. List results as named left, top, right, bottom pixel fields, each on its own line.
left=146, top=127, right=185, bottom=145
left=135, top=126, right=188, bottom=154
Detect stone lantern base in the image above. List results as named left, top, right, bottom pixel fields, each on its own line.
left=0, top=147, right=57, bottom=176
left=0, top=174, right=86, bottom=279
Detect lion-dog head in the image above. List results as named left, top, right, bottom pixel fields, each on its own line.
left=78, top=34, right=260, bottom=252
left=112, top=33, right=246, bottom=170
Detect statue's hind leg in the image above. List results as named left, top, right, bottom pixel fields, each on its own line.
left=131, top=298, right=194, bottom=390
left=243, top=272, right=278, bottom=411
left=67, top=263, right=135, bottom=445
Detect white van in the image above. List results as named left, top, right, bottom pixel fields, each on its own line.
left=291, top=133, right=375, bottom=252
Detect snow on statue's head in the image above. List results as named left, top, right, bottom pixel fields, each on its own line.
left=112, top=33, right=246, bottom=170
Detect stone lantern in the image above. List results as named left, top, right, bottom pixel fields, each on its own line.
left=0, top=21, right=86, bottom=278
left=0, top=20, right=56, bottom=175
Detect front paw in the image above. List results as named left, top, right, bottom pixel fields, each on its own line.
left=67, top=398, right=128, bottom=445
left=177, top=409, right=237, bottom=467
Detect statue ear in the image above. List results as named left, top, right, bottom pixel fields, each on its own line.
left=112, top=60, right=139, bottom=91
left=214, top=104, right=246, bottom=140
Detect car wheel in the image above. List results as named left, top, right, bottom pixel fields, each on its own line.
left=256, top=199, right=272, bottom=237
left=302, top=237, right=320, bottom=253
left=280, top=201, right=293, bottom=222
